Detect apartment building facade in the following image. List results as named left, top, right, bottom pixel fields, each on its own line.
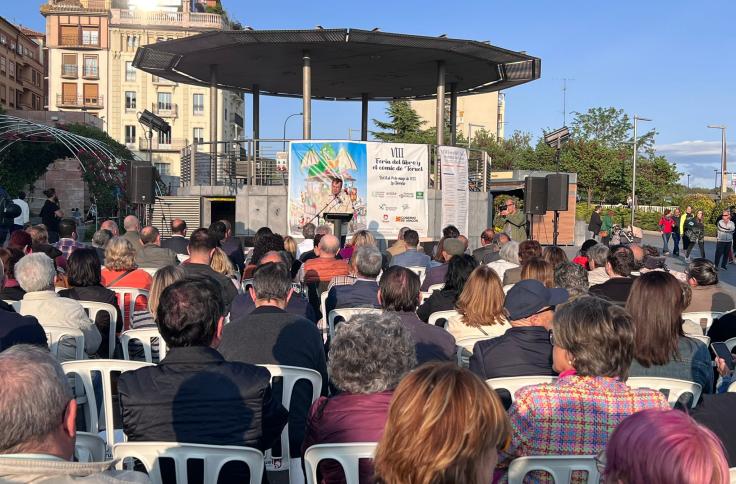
left=42, top=0, right=244, bottom=177
left=0, top=17, right=45, bottom=112
left=411, top=91, right=506, bottom=141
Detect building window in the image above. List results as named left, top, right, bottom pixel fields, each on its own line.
left=157, top=92, right=172, bottom=111
left=193, top=127, right=204, bottom=144
left=125, top=62, right=136, bottom=82
left=125, top=125, right=136, bottom=144
left=8, top=88, right=13, bottom=107
left=83, top=55, right=98, bottom=78
left=159, top=131, right=171, bottom=145
left=83, top=84, right=99, bottom=106
left=155, top=163, right=170, bottom=176
left=0, top=56, right=5, bottom=76
left=125, top=91, right=136, bottom=110
left=193, top=93, right=204, bottom=115
left=82, top=28, right=99, bottom=47
left=8, top=62, right=14, bottom=80
left=0, top=85, right=6, bottom=103
left=62, top=82, right=77, bottom=105
left=59, top=25, right=78, bottom=46
left=62, top=53, right=77, bottom=78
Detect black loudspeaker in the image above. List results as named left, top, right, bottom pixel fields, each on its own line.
left=130, top=164, right=155, bottom=204
left=546, top=173, right=570, bottom=211
left=524, top=176, right=547, bottom=215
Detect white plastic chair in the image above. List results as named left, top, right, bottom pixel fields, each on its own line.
left=427, top=309, right=460, bottom=328
left=113, top=442, right=264, bottom=484
left=139, top=268, right=158, bottom=276
left=426, top=283, right=444, bottom=293
left=120, top=327, right=167, bottom=363
left=724, top=337, right=736, bottom=352
left=626, top=377, right=702, bottom=408
left=328, top=308, right=382, bottom=340
left=78, top=301, right=119, bottom=359
left=44, top=325, right=86, bottom=361
left=687, top=334, right=711, bottom=346
left=486, top=376, right=558, bottom=403
left=406, top=265, right=426, bottom=284
left=176, top=253, right=189, bottom=263
left=730, top=467, right=736, bottom=483
left=304, top=443, right=377, bottom=484
left=75, top=431, right=107, bottom=463
left=110, top=287, right=149, bottom=331
left=456, top=336, right=495, bottom=352
left=258, top=364, right=322, bottom=484
left=62, top=359, right=154, bottom=451
left=682, top=311, right=723, bottom=332
left=419, top=291, right=432, bottom=304
left=507, top=455, right=599, bottom=484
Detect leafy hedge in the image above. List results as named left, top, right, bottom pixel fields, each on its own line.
left=576, top=202, right=717, bottom=237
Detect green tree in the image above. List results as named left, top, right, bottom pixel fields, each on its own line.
left=469, top=130, right=537, bottom=170
left=372, top=100, right=430, bottom=143
left=570, top=106, right=654, bottom=151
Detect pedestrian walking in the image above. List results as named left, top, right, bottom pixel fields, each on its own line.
left=715, top=210, right=735, bottom=270
left=658, top=209, right=676, bottom=255
left=685, top=210, right=706, bottom=261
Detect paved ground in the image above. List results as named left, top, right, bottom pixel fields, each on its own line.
left=561, top=233, right=736, bottom=292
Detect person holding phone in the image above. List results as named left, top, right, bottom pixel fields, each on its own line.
left=497, top=198, right=526, bottom=242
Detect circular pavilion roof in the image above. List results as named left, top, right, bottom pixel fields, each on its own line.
left=133, top=28, right=540, bottom=100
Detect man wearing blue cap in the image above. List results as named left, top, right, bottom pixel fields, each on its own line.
left=469, top=279, right=568, bottom=381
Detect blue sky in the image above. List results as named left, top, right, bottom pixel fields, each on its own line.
left=6, top=1, right=735, bottom=187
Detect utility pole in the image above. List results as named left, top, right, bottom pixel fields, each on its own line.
left=708, top=125, right=728, bottom=200
left=632, top=115, right=651, bottom=227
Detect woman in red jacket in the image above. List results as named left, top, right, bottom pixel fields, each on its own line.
left=659, top=209, right=677, bottom=256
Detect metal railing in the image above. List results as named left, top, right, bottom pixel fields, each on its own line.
left=152, top=103, right=178, bottom=118
left=56, top=94, right=104, bottom=108
left=138, top=137, right=187, bottom=152
left=61, top=64, right=77, bottom=78
left=601, top=204, right=678, bottom=214
left=110, top=9, right=226, bottom=30
left=179, top=139, right=493, bottom=190
left=83, top=66, right=99, bottom=78
left=59, top=33, right=100, bottom=49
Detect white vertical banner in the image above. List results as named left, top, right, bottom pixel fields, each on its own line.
left=366, top=142, right=430, bottom=238
left=439, top=146, right=470, bottom=236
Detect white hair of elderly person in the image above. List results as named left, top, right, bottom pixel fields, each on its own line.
left=14, top=253, right=101, bottom=361
left=0, top=345, right=149, bottom=483
left=487, top=240, right=520, bottom=282
left=586, top=243, right=611, bottom=287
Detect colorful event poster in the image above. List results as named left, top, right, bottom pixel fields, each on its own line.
left=365, top=143, right=430, bottom=238
left=439, top=146, right=470, bottom=237
left=288, top=141, right=368, bottom=236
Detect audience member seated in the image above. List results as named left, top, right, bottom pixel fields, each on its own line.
left=374, top=363, right=510, bottom=484
left=231, top=251, right=317, bottom=323
left=0, top=345, right=148, bottom=483
left=302, top=313, right=415, bottom=484
left=135, top=226, right=178, bottom=269
left=542, top=245, right=568, bottom=270
left=299, top=225, right=332, bottom=263
left=420, top=238, right=465, bottom=291
left=209, top=220, right=245, bottom=274
left=100, top=219, right=120, bottom=237
left=457, top=235, right=469, bottom=253
left=488, top=240, right=519, bottom=282
left=210, top=248, right=240, bottom=289
left=571, top=238, right=597, bottom=269
left=101, top=237, right=153, bottom=327
left=684, top=258, right=735, bottom=312
left=589, top=245, right=636, bottom=305
left=473, top=229, right=506, bottom=264
left=301, top=234, right=349, bottom=285
left=503, top=240, right=543, bottom=286
left=27, top=224, right=64, bottom=269
left=496, top=296, right=669, bottom=479
left=386, top=226, right=412, bottom=258
left=128, top=265, right=185, bottom=335
left=283, top=236, right=302, bottom=278
left=554, top=261, right=589, bottom=299
left=628, top=243, right=646, bottom=273
left=389, top=229, right=431, bottom=273
left=447, top=266, right=509, bottom=348
left=587, top=243, right=610, bottom=286
left=339, top=229, right=372, bottom=260
left=245, top=231, right=286, bottom=279
left=417, top=254, right=477, bottom=322
left=7, top=229, right=31, bottom=253
left=16, top=253, right=101, bottom=360
left=627, top=271, right=713, bottom=393
left=91, top=228, right=112, bottom=264
left=160, top=218, right=189, bottom=256
left=325, top=246, right=382, bottom=316
left=519, top=257, right=554, bottom=288
left=690, top=376, right=736, bottom=468
left=52, top=218, right=88, bottom=259
left=58, top=249, right=122, bottom=358
left=118, top=276, right=288, bottom=450
left=181, top=228, right=238, bottom=311
left=121, top=215, right=141, bottom=254
left=0, top=248, right=25, bottom=301
left=469, top=279, right=567, bottom=380
left=296, top=223, right=316, bottom=258
left=379, top=266, right=455, bottom=364
left=604, top=409, right=730, bottom=484
left=0, top=259, right=46, bottom=352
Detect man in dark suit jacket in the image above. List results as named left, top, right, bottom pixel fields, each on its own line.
left=209, top=220, right=245, bottom=274
left=472, top=230, right=508, bottom=265
left=219, top=261, right=326, bottom=459
left=161, top=218, right=189, bottom=256
left=118, top=276, right=287, bottom=452
left=0, top=299, right=46, bottom=352
left=135, top=226, right=178, bottom=269
left=325, top=245, right=381, bottom=316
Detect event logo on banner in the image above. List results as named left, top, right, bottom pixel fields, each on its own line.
left=288, top=141, right=368, bottom=236
left=366, top=143, right=430, bottom=238
left=439, top=146, right=470, bottom=237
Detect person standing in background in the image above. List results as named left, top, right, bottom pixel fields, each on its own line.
left=680, top=206, right=693, bottom=257
left=39, top=188, right=63, bottom=243
left=658, top=209, right=676, bottom=256
left=498, top=198, right=527, bottom=242
left=600, top=209, right=614, bottom=246
left=671, top=207, right=682, bottom=257
left=11, top=191, right=29, bottom=233
left=714, top=211, right=735, bottom=270
left=588, top=206, right=602, bottom=241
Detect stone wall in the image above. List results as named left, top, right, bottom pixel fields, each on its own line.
left=28, top=158, right=88, bottom=219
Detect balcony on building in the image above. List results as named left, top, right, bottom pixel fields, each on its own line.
left=152, top=75, right=176, bottom=86
left=59, top=31, right=100, bottom=50
left=42, top=0, right=110, bottom=13
left=57, top=94, right=104, bottom=109
left=83, top=66, right=99, bottom=79
left=110, top=9, right=226, bottom=30
left=152, top=102, right=178, bottom=118
left=231, top=112, right=244, bottom=128
left=138, top=137, right=186, bottom=152
left=62, top=64, right=78, bottom=78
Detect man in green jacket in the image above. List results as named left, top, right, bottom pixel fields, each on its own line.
left=498, top=198, right=527, bottom=242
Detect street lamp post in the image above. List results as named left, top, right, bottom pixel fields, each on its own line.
left=282, top=112, right=303, bottom=150
left=708, top=125, right=728, bottom=200
left=714, top=169, right=720, bottom=190
left=632, top=115, right=651, bottom=227
left=687, top=173, right=691, bottom=189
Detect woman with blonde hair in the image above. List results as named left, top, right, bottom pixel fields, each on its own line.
left=520, top=257, right=555, bottom=288
left=283, top=235, right=303, bottom=278
left=210, top=247, right=240, bottom=289
left=446, top=266, right=509, bottom=347
left=101, top=237, right=152, bottom=329
left=339, top=229, right=376, bottom=260
left=374, top=362, right=511, bottom=484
